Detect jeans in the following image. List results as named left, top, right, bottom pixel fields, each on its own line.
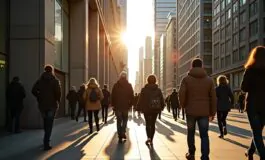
left=172, top=107, right=178, bottom=119
left=101, top=105, right=109, bottom=122
left=115, top=111, right=128, bottom=137
left=87, top=110, right=99, bottom=131
left=217, top=111, right=229, bottom=136
left=42, top=110, right=55, bottom=146
left=186, top=116, right=210, bottom=160
left=247, top=109, right=265, bottom=159
left=76, top=103, right=87, bottom=121
left=144, top=113, right=158, bottom=141
left=8, top=107, right=22, bottom=132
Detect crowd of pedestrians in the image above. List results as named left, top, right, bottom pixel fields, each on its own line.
left=4, top=46, right=265, bottom=159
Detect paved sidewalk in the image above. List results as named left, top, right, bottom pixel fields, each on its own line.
left=0, top=110, right=264, bottom=160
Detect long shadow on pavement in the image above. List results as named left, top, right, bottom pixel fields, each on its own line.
left=156, top=120, right=176, bottom=142
left=147, top=146, right=162, bottom=160
left=133, top=115, right=145, bottom=126
left=104, top=130, right=132, bottom=160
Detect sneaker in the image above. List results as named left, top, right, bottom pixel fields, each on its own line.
left=89, top=130, right=93, bottom=134
left=44, top=145, right=52, bottom=151
left=145, top=139, right=151, bottom=146
left=223, top=127, right=227, bottom=135
left=185, top=153, right=195, bottom=160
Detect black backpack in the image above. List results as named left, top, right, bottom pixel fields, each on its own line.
left=89, top=88, right=98, bottom=102
left=149, top=89, right=162, bottom=110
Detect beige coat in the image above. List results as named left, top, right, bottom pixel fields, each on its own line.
left=83, top=83, right=104, bottom=111
left=179, top=68, right=217, bottom=117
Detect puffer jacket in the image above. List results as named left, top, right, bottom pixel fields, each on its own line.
left=83, top=83, right=104, bottom=111
left=216, top=84, right=234, bottom=111
left=179, top=67, right=217, bottom=117
left=137, top=84, right=165, bottom=114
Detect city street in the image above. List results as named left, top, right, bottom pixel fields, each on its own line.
left=0, top=109, right=263, bottom=160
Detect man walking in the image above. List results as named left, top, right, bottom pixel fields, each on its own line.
left=169, top=88, right=180, bottom=121
left=101, top=84, right=111, bottom=124
left=32, top=65, right=61, bottom=151
left=179, top=58, right=217, bottom=160
left=111, top=71, right=134, bottom=143
left=6, top=76, right=26, bottom=133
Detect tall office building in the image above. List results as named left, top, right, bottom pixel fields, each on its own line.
left=159, top=34, right=166, bottom=95
left=165, top=12, right=177, bottom=95
left=212, top=0, right=265, bottom=97
left=177, top=0, right=213, bottom=86
left=144, top=37, right=153, bottom=85
left=145, top=36, right=153, bottom=59
left=0, top=0, right=126, bottom=128
left=138, top=47, right=144, bottom=89
left=153, top=0, right=176, bottom=79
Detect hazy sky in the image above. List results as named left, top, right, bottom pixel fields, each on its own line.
left=127, top=0, right=153, bottom=87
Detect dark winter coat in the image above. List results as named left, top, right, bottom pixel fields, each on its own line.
left=241, top=68, right=265, bottom=115
left=111, top=79, right=134, bottom=112
left=179, top=68, right=217, bottom=117
left=77, top=87, right=86, bottom=106
left=6, top=81, right=26, bottom=110
left=32, top=72, right=61, bottom=112
left=137, top=84, right=165, bottom=114
left=216, top=84, right=234, bottom=111
left=67, top=90, right=78, bottom=106
left=101, top=88, right=111, bottom=106
left=170, top=91, right=180, bottom=108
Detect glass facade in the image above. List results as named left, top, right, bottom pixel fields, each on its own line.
left=0, top=0, right=7, bottom=127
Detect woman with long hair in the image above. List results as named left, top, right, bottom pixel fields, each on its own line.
left=137, top=75, right=165, bottom=147
left=83, top=78, right=104, bottom=134
left=215, top=75, right=234, bottom=138
left=241, top=46, right=265, bottom=160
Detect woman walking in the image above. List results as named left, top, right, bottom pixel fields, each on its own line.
left=137, top=75, right=164, bottom=147
left=215, top=75, right=234, bottom=138
left=83, top=78, right=104, bottom=134
left=241, top=46, right=265, bottom=160
left=76, top=84, right=87, bottom=122
left=67, top=86, right=78, bottom=120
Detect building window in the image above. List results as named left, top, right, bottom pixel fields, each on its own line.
left=221, top=0, right=225, bottom=10
left=214, top=31, right=220, bottom=42
left=221, top=28, right=225, bottom=39
left=214, top=58, right=220, bottom=70
left=249, top=40, right=258, bottom=51
left=225, top=55, right=231, bottom=66
left=221, top=43, right=225, bottom=54
left=226, top=24, right=231, bottom=36
left=214, top=44, right=219, bottom=57
left=226, top=39, right=231, bottom=53
left=233, top=50, right=239, bottom=62
left=233, top=16, right=238, bottom=30
left=217, top=17, right=220, bottom=26
left=239, top=28, right=246, bottom=42
left=250, top=20, right=258, bottom=38
left=227, top=9, right=231, bottom=19
left=233, top=1, right=239, bottom=13
left=239, top=46, right=246, bottom=61
left=249, top=0, right=258, bottom=17
left=221, top=57, right=225, bottom=68
left=240, top=0, right=246, bottom=6
left=221, top=14, right=225, bottom=25
left=233, top=33, right=238, bottom=46
left=240, top=11, right=247, bottom=24
left=226, top=0, right=231, bottom=5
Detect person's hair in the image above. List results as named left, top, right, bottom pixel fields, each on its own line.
left=71, top=86, right=76, bottom=91
left=88, top=77, right=99, bottom=87
left=12, top=76, right=19, bottom=82
left=147, top=74, right=157, bottom=84
left=44, top=64, right=54, bottom=73
left=104, top=84, right=107, bottom=89
left=245, top=46, right=265, bottom=69
left=217, top=75, right=229, bottom=86
left=119, top=71, right=127, bottom=80
left=191, top=58, right=203, bottom=68
left=173, top=88, right=176, bottom=92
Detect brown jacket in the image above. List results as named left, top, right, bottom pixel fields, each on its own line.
left=83, top=83, right=104, bottom=111
left=179, top=68, right=217, bottom=117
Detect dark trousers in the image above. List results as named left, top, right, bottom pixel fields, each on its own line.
left=144, top=112, right=158, bottom=141
left=76, top=103, right=87, bottom=121
left=87, top=110, right=99, bottom=131
left=115, top=110, right=128, bottom=137
left=172, top=106, right=178, bottom=119
left=101, top=105, right=109, bottom=122
left=217, top=111, right=229, bottom=136
left=42, top=110, right=55, bottom=146
left=178, top=108, right=185, bottom=120
left=69, top=104, right=76, bottom=119
left=247, top=109, right=265, bottom=159
left=8, top=108, right=22, bottom=132
left=187, top=116, right=210, bottom=160
left=158, top=111, right=161, bottom=119
left=166, top=103, right=171, bottom=112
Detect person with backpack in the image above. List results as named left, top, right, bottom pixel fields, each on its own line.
left=169, top=88, right=180, bottom=121
left=75, top=84, right=87, bottom=122
left=67, top=86, right=78, bottom=120
left=179, top=58, right=217, bottom=160
left=111, top=71, right=134, bottom=143
left=6, top=76, right=26, bottom=133
left=215, top=75, right=234, bottom=139
left=241, top=46, right=265, bottom=160
left=83, top=78, right=104, bottom=134
left=137, top=74, right=164, bottom=147
left=101, top=84, right=111, bottom=124
left=32, top=65, right=61, bottom=151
